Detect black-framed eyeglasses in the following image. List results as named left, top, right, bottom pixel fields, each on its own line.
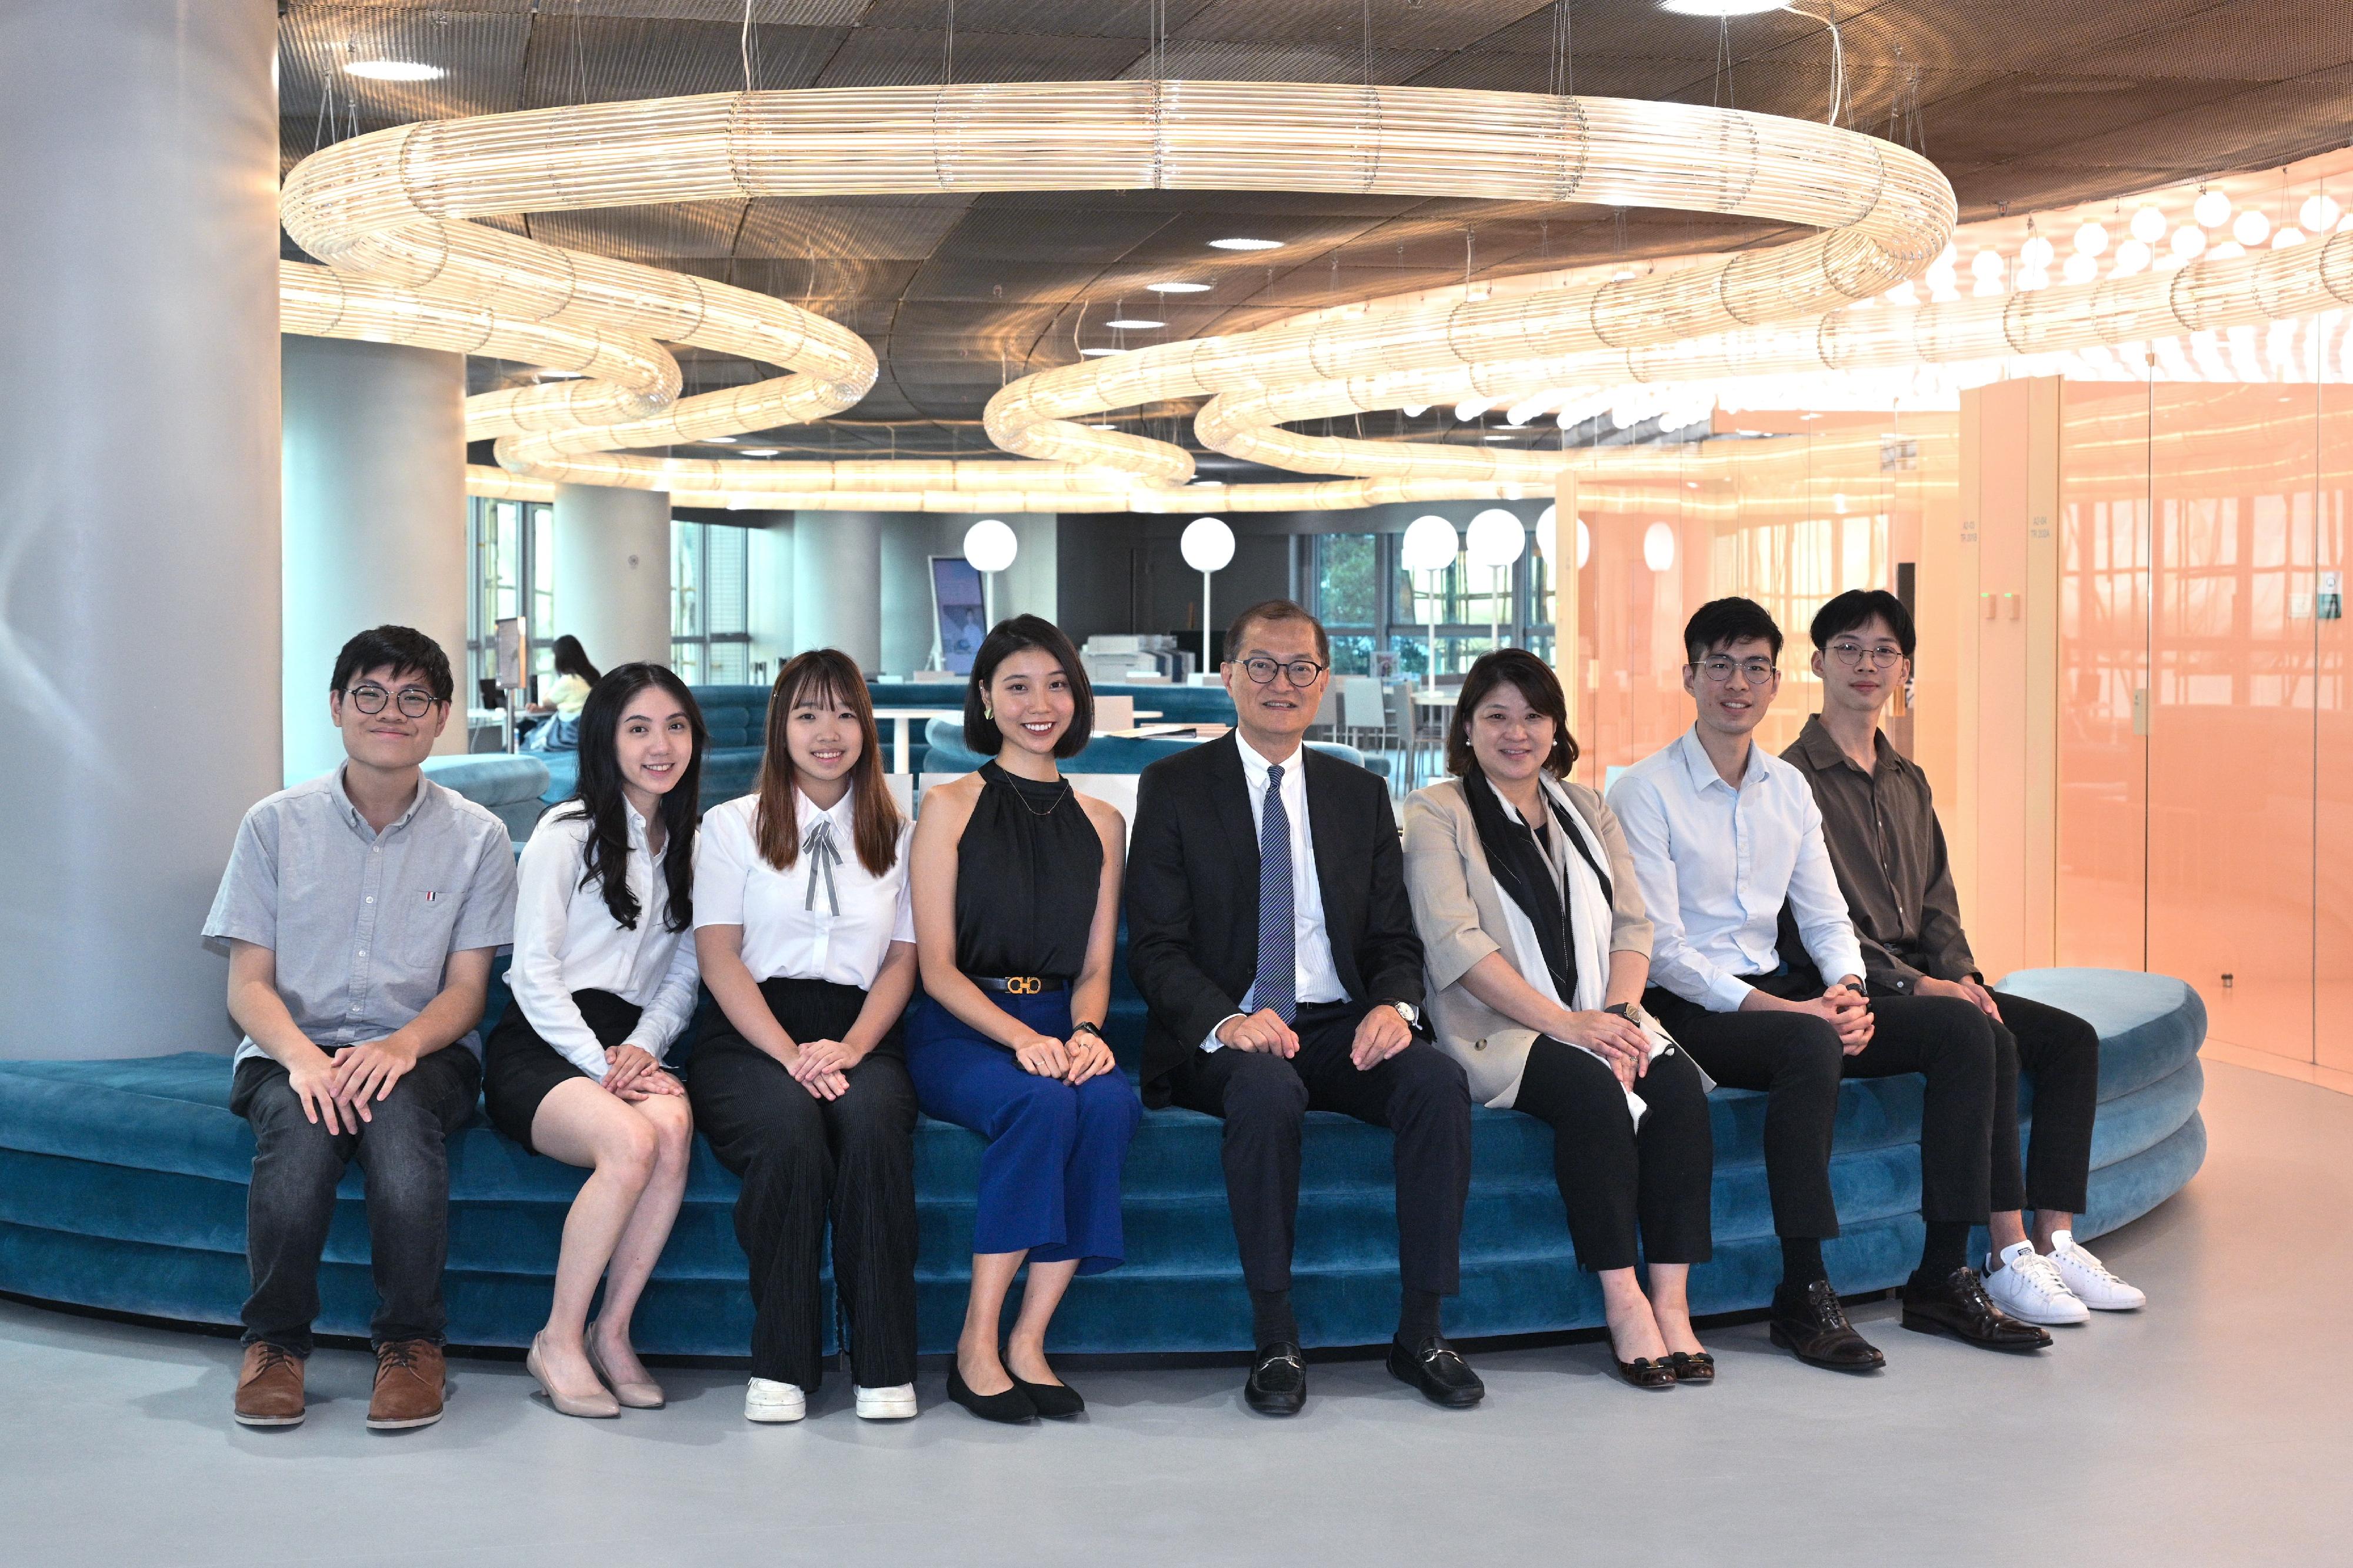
left=1694, top=656, right=1778, bottom=685
left=1237, top=656, right=1328, bottom=687
left=1828, top=641, right=1905, bottom=670
left=346, top=683, right=441, bottom=719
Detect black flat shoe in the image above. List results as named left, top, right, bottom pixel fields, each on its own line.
left=1009, top=1374, right=1085, bottom=1419
left=1901, top=1266, right=2055, bottom=1352
left=1244, top=1342, right=1306, bottom=1417
left=1612, top=1353, right=1677, bottom=1390
left=947, top=1366, right=1037, bottom=1424
left=1768, top=1279, right=1887, bottom=1372
left=1666, top=1350, right=1715, bottom=1385
left=1387, top=1335, right=1485, bottom=1408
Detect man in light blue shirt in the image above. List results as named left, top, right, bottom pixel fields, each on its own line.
left=1609, top=598, right=2048, bottom=1372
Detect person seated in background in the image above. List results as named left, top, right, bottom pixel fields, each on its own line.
left=522, top=635, right=601, bottom=750
left=484, top=664, right=703, bottom=1420
left=691, top=649, right=925, bottom=1426
left=204, top=625, right=518, bottom=1430
left=1608, top=597, right=2051, bottom=1372
left=1126, top=600, right=1481, bottom=1417
left=905, top=616, right=1140, bottom=1425
left=1785, top=590, right=2143, bottom=1323
left=1402, top=650, right=1716, bottom=1390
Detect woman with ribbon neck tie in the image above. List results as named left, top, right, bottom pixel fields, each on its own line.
left=485, top=664, right=705, bottom=1419
left=688, top=649, right=925, bottom=1425
left=905, top=616, right=1142, bottom=1424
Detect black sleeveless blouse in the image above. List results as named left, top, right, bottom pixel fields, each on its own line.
left=952, top=762, right=1102, bottom=980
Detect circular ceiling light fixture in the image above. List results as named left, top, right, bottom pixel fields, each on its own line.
left=1970, top=249, right=2004, bottom=282
left=2273, top=225, right=2307, bottom=249
left=2192, top=187, right=2231, bottom=228
left=2231, top=208, right=2271, bottom=246
left=1399, top=515, right=1459, bottom=573
left=1103, top=318, right=1164, bottom=329
left=741, top=448, right=779, bottom=456
left=2129, top=205, right=2167, bottom=244
left=963, top=518, right=1019, bottom=574
left=2020, top=232, right=2055, bottom=269
left=2062, top=253, right=2097, bottom=284
left=703, top=434, right=738, bottom=443
left=344, top=59, right=445, bottom=81
left=2114, top=238, right=2152, bottom=273
left=1466, top=509, right=1527, bottom=568
left=2074, top=221, right=2108, bottom=256
left=1208, top=237, right=1281, bottom=251
left=1145, top=281, right=1212, bottom=293
left=1641, top=522, right=1677, bottom=573
left=2299, top=193, right=2341, bottom=232
left=2171, top=225, right=2207, bottom=259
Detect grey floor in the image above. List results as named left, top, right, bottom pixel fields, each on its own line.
left=4, top=1061, right=2348, bottom=1568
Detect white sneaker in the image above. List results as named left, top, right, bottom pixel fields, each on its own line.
left=854, top=1383, right=919, bottom=1421
left=745, top=1377, right=806, bottom=1423
left=2047, top=1231, right=2147, bottom=1311
left=1982, top=1241, right=2089, bottom=1325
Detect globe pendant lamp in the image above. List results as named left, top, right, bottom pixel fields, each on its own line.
left=1466, top=508, right=1527, bottom=655
left=1400, top=513, right=1461, bottom=687
left=1181, top=516, right=1236, bottom=676
left=964, top=517, right=1019, bottom=626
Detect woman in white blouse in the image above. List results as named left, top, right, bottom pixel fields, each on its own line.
left=484, top=664, right=705, bottom=1419
left=1402, top=651, right=1716, bottom=1390
left=690, top=649, right=922, bottom=1426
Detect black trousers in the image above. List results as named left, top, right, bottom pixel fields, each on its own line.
left=688, top=978, right=918, bottom=1393
left=232, top=1047, right=481, bottom=1356
left=1169, top=998, right=1471, bottom=1297
left=1980, top=990, right=2099, bottom=1216
left=1513, top=1039, right=1714, bottom=1272
left=1646, top=965, right=1996, bottom=1239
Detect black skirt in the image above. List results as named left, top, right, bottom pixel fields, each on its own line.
left=483, top=988, right=645, bottom=1152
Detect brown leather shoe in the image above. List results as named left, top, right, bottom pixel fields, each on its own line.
left=234, top=1342, right=306, bottom=1427
left=368, top=1340, right=447, bottom=1430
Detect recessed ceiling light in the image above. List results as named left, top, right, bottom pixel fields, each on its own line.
left=1209, top=237, right=1281, bottom=251
left=703, top=435, right=738, bottom=443
left=344, top=59, right=445, bottom=81
left=741, top=448, right=779, bottom=457
left=1087, top=423, right=1118, bottom=430
left=1147, top=281, right=1212, bottom=293
left=1482, top=433, right=1515, bottom=442
left=1103, top=318, right=1164, bottom=329
left=1079, top=346, right=1122, bottom=356
left=534, top=368, right=584, bottom=379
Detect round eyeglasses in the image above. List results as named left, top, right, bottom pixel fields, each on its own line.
left=346, top=683, right=441, bottom=719
left=1694, top=656, right=1778, bottom=684
left=1828, top=641, right=1905, bottom=670
left=1237, top=656, right=1327, bottom=687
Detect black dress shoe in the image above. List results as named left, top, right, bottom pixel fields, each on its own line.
left=1901, top=1266, right=2055, bottom=1352
left=947, top=1367, right=1038, bottom=1424
left=1387, top=1335, right=1485, bottom=1407
left=1768, top=1279, right=1887, bottom=1372
left=1244, top=1342, right=1306, bottom=1416
left=1009, top=1374, right=1085, bottom=1419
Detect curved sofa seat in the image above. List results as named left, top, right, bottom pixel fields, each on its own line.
left=0, top=969, right=2204, bottom=1355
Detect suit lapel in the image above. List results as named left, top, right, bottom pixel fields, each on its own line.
left=1208, top=732, right=1258, bottom=892
left=1301, top=746, right=1357, bottom=958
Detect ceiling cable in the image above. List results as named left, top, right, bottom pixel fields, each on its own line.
left=943, top=0, right=956, bottom=88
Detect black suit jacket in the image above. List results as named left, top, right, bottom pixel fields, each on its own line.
left=1125, top=733, right=1426, bottom=1106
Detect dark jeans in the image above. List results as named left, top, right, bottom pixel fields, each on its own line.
left=1646, top=964, right=1996, bottom=1240
left=1169, top=998, right=1471, bottom=1297
left=688, top=978, right=918, bottom=1393
left=232, top=1047, right=481, bottom=1357
left=1513, top=1038, right=1714, bottom=1272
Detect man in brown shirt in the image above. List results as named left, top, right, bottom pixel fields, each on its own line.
left=1787, top=590, right=2146, bottom=1323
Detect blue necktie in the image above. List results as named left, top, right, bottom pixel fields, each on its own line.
left=1255, top=764, right=1297, bottom=1024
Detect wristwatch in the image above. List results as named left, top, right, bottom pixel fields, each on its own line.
left=1603, top=1002, right=1636, bottom=1021
left=1071, top=1020, right=1106, bottom=1042
left=1386, top=1000, right=1420, bottom=1029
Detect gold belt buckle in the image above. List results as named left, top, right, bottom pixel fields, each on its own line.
left=1008, top=975, right=1042, bottom=995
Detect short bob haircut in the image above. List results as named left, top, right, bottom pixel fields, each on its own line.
left=1446, top=649, right=1581, bottom=779
left=331, top=625, right=454, bottom=705
left=1809, top=588, right=1916, bottom=660
left=1681, top=596, right=1783, bottom=664
left=1226, top=598, right=1331, bottom=667
left=964, top=614, right=1094, bottom=759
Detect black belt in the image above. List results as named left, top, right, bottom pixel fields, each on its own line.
left=974, top=975, right=1068, bottom=995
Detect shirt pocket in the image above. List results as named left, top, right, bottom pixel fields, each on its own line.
left=394, top=886, right=465, bottom=974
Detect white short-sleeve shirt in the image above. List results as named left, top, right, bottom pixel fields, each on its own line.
left=694, top=790, right=914, bottom=990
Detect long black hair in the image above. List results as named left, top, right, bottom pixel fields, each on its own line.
left=561, top=663, right=705, bottom=933
left=551, top=634, right=601, bottom=684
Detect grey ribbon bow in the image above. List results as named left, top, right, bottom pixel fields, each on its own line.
left=802, top=818, right=843, bottom=917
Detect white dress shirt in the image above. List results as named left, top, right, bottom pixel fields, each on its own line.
left=694, top=790, right=914, bottom=991
left=1605, top=727, right=1867, bottom=1013
left=509, top=803, right=701, bottom=1080
left=1201, top=735, right=1348, bottom=1050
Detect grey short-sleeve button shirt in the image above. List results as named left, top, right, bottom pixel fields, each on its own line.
left=203, top=767, right=519, bottom=1067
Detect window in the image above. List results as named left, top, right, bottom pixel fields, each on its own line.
left=466, top=497, right=557, bottom=698
left=672, top=519, right=751, bottom=685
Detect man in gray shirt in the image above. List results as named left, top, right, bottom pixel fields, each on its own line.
left=204, top=626, right=516, bottom=1431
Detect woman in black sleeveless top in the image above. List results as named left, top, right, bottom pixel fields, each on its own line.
left=906, top=616, right=1139, bottom=1424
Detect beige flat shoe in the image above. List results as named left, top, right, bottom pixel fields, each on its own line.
left=586, top=1323, right=665, bottom=1409
left=527, top=1333, right=619, bottom=1419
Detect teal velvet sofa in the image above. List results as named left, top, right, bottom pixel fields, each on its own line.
left=0, top=965, right=2204, bottom=1357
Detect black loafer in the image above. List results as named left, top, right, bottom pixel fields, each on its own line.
left=947, top=1367, right=1038, bottom=1424
left=1768, top=1279, right=1887, bottom=1372
left=1387, top=1335, right=1485, bottom=1408
left=1244, top=1342, right=1306, bottom=1417
left=1010, top=1374, right=1085, bottom=1419
left=1901, top=1266, right=2055, bottom=1352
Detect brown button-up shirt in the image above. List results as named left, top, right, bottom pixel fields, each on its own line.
left=1780, top=715, right=1978, bottom=993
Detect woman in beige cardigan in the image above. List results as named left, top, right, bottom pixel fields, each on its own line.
left=1402, top=650, right=1715, bottom=1389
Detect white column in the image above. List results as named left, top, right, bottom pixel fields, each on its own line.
left=0, top=0, right=280, bottom=1056
left=794, top=512, right=884, bottom=672
left=281, top=336, right=468, bottom=785
left=554, top=482, right=673, bottom=672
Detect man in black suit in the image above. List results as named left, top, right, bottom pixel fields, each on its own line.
left=1126, top=599, right=1481, bottom=1414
